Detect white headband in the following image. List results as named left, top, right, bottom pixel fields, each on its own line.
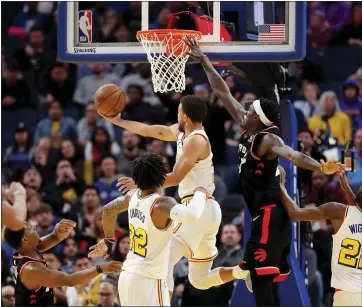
left=253, top=100, right=273, bottom=126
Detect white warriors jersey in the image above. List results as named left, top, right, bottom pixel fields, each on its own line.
left=331, top=205, right=362, bottom=292
left=122, top=190, right=173, bottom=279
left=176, top=129, right=215, bottom=199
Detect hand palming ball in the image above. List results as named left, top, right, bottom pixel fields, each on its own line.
left=94, top=84, right=126, bottom=117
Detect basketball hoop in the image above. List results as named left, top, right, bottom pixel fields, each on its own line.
left=137, top=29, right=202, bottom=93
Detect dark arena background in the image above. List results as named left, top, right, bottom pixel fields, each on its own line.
left=1, top=1, right=361, bottom=307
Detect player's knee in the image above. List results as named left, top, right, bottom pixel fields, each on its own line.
left=189, top=276, right=210, bottom=290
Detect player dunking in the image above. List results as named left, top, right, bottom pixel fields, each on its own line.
left=279, top=168, right=362, bottom=307
left=88, top=153, right=210, bottom=306
left=100, top=97, right=246, bottom=298
left=185, top=36, right=344, bottom=306
left=3, top=220, right=122, bottom=306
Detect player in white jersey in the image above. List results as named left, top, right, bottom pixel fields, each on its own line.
left=277, top=168, right=362, bottom=307
left=88, top=153, right=209, bottom=306
left=101, top=96, right=246, bottom=298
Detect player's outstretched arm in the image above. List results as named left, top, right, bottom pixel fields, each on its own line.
left=163, top=134, right=205, bottom=188
left=184, top=37, right=246, bottom=125
left=37, top=219, right=77, bottom=252
left=280, top=184, right=345, bottom=221
left=259, top=133, right=344, bottom=174
left=20, top=261, right=122, bottom=289
left=339, top=171, right=357, bottom=206
left=99, top=112, right=178, bottom=142
left=2, top=182, right=27, bottom=231
left=152, top=187, right=208, bottom=225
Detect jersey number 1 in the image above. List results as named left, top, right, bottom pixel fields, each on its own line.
left=129, top=224, right=148, bottom=258
left=338, top=238, right=362, bottom=269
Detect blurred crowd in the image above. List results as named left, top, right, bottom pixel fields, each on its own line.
left=1, top=2, right=362, bottom=307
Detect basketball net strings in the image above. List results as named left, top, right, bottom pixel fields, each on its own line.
left=138, top=32, right=191, bottom=93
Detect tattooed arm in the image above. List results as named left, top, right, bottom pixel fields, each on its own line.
left=99, top=113, right=179, bottom=142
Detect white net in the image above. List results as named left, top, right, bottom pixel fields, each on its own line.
left=137, top=31, right=201, bottom=93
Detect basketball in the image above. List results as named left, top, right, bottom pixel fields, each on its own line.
left=94, top=84, right=126, bottom=117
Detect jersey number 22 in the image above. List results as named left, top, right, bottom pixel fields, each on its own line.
left=338, top=238, right=362, bottom=269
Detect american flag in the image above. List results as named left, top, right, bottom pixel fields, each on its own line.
left=258, top=24, right=285, bottom=42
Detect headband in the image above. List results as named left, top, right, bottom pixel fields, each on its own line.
left=253, top=100, right=273, bottom=126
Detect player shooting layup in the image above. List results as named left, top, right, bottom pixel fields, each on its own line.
left=89, top=153, right=210, bottom=306
left=185, top=36, right=344, bottom=306
left=279, top=168, right=362, bottom=307
left=100, top=96, right=246, bottom=298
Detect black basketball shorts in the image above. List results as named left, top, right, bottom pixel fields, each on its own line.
left=240, top=203, right=292, bottom=282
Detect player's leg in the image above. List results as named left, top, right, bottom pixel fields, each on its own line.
left=250, top=271, right=277, bottom=306
left=187, top=200, right=246, bottom=290
left=167, top=237, right=190, bottom=300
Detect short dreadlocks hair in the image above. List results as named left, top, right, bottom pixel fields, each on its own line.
left=259, top=97, right=281, bottom=127
left=130, top=153, right=168, bottom=191
left=180, top=95, right=208, bottom=123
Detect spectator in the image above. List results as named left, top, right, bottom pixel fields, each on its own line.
left=345, top=128, right=362, bottom=193
left=112, top=234, right=130, bottom=262
left=94, top=155, right=123, bottom=205
left=307, top=171, right=347, bottom=207
left=22, top=167, right=42, bottom=194
left=86, top=207, right=105, bottom=240
left=84, top=127, right=121, bottom=184
left=14, top=25, right=56, bottom=80
left=122, top=85, right=166, bottom=124
left=66, top=252, right=103, bottom=307
left=294, top=81, right=320, bottom=120
left=307, top=10, right=333, bottom=48
left=98, top=281, right=119, bottom=307
left=306, top=247, right=324, bottom=307
left=225, top=119, right=242, bottom=164
left=149, top=8, right=171, bottom=29
left=60, top=139, right=84, bottom=178
left=34, top=203, right=62, bottom=256
left=194, top=84, right=210, bottom=101
left=43, top=63, right=75, bottom=107
left=30, top=137, right=55, bottom=182
left=42, top=251, right=68, bottom=306
left=99, top=9, right=121, bottom=42
left=12, top=2, right=48, bottom=32
left=1, top=251, right=12, bottom=284
left=334, top=4, right=362, bottom=46
left=340, top=79, right=362, bottom=136
left=1, top=65, right=31, bottom=109
left=61, top=237, right=78, bottom=274
left=120, top=63, right=158, bottom=104
left=43, top=159, right=86, bottom=215
left=308, top=91, right=352, bottom=147
left=148, top=139, right=175, bottom=170
left=308, top=2, right=351, bottom=32
left=73, top=64, right=121, bottom=106
left=118, top=130, right=144, bottom=175
left=77, top=104, right=115, bottom=147
left=34, top=100, right=78, bottom=148
left=298, top=129, right=326, bottom=193
left=1, top=285, right=15, bottom=307
left=3, top=122, right=32, bottom=176
left=26, top=191, right=42, bottom=226
left=70, top=186, right=102, bottom=238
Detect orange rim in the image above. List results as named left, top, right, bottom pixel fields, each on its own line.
left=136, top=29, right=202, bottom=41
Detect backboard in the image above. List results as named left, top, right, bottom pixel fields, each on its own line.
left=58, top=1, right=306, bottom=63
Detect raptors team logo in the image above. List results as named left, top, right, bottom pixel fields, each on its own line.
left=78, top=10, right=92, bottom=43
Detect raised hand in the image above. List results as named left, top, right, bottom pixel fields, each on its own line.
left=117, top=177, right=137, bottom=193
left=88, top=240, right=109, bottom=259
left=100, top=261, right=123, bottom=275
left=53, top=219, right=77, bottom=241
left=6, top=182, right=27, bottom=202
left=278, top=165, right=286, bottom=185
left=98, top=111, right=121, bottom=125
left=184, top=36, right=205, bottom=61
left=321, top=159, right=345, bottom=175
